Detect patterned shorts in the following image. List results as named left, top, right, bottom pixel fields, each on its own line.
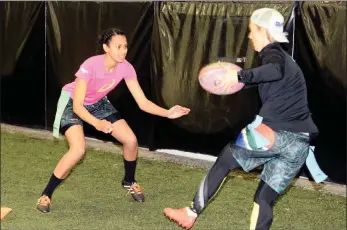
left=232, top=124, right=309, bottom=194
left=53, top=90, right=122, bottom=137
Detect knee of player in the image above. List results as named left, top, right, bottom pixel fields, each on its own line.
left=254, top=184, right=279, bottom=207
left=124, top=135, right=138, bottom=149
left=70, top=146, right=86, bottom=157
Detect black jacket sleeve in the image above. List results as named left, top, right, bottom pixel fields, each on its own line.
left=238, top=49, right=285, bottom=84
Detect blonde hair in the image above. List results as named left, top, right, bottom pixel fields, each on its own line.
left=254, top=24, right=276, bottom=43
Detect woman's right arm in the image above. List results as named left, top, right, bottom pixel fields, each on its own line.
left=72, top=78, right=112, bottom=133
left=72, top=78, right=99, bottom=127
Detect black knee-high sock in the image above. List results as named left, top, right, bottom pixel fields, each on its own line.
left=250, top=180, right=279, bottom=230
left=41, top=173, right=64, bottom=199
left=123, top=159, right=137, bottom=182
left=191, top=143, right=241, bottom=214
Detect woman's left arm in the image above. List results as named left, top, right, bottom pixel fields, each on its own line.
left=125, top=78, right=190, bottom=119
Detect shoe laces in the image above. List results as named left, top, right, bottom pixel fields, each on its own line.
left=126, top=183, right=143, bottom=196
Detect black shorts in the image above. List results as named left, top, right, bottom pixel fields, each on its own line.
left=59, top=97, right=122, bottom=135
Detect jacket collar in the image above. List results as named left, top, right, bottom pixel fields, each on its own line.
left=259, top=42, right=281, bottom=58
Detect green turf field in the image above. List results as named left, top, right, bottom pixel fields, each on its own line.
left=1, top=131, right=345, bottom=230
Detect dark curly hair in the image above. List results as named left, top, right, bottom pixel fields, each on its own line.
left=98, top=28, right=126, bottom=46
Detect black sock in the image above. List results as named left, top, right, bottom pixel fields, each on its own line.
left=41, top=173, right=64, bottom=199
left=123, top=159, right=137, bottom=183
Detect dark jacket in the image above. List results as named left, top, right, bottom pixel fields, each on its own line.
left=238, top=43, right=318, bottom=133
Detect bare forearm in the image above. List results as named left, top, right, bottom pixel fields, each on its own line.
left=73, top=106, right=99, bottom=127
left=140, top=99, right=168, bottom=118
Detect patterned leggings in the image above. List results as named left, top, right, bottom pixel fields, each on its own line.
left=191, top=130, right=309, bottom=230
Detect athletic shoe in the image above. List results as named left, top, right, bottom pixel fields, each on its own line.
left=164, top=207, right=198, bottom=229
left=36, top=195, right=51, bottom=213
left=122, top=180, right=145, bottom=202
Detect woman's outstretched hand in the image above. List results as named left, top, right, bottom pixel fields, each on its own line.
left=166, top=105, right=191, bottom=119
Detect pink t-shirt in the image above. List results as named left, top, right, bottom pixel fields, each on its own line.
left=63, top=55, right=136, bottom=105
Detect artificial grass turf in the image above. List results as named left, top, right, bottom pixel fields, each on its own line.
left=1, top=132, right=345, bottom=229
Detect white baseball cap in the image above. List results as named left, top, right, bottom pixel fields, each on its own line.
left=250, top=8, right=289, bottom=43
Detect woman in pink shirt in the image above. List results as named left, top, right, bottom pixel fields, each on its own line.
left=37, top=28, right=190, bottom=213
